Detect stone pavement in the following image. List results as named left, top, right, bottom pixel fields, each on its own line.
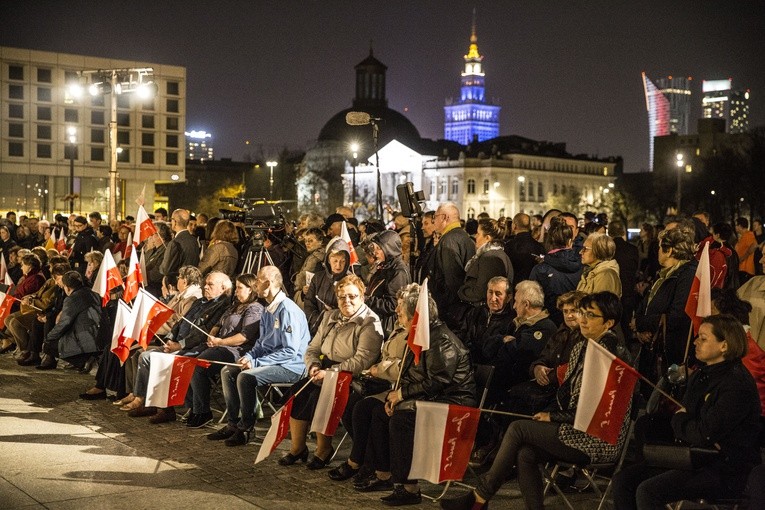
left=0, top=353, right=606, bottom=509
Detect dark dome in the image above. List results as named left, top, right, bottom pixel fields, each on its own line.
left=317, top=106, right=422, bottom=155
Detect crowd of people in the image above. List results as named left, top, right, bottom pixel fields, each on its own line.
left=1, top=204, right=765, bottom=509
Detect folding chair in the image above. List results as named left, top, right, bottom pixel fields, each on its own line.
left=423, top=364, right=495, bottom=502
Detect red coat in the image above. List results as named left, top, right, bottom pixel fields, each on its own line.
left=10, top=268, right=46, bottom=299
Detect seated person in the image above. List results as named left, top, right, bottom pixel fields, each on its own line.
left=207, top=266, right=311, bottom=445
left=456, top=276, right=516, bottom=365
left=120, top=271, right=232, bottom=420
left=150, top=273, right=263, bottom=425
left=613, top=315, right=761, bottom=509
left=279, top=275, right=383, bottom=469
left=303, top=237, right=353, bottom=335
left=37, top=271, right=101, bottom=370
left=364, top=230, right=411, bottom=337
left=361, top=283, right=476, bottom=504
left=442, top=291, right=631, bottom=510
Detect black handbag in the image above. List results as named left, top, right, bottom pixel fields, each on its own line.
left=351, top=374, right=392, bottom=397
left=643, top=442, right=720, bottom=470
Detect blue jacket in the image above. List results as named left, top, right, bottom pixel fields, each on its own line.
left=243, top=293, right=310, bottom=375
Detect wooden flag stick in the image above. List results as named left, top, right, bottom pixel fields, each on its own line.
left=479, top=408, right=536, bottom=419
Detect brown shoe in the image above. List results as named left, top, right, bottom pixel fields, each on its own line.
left=127, top=406, right=157, bottom=418
left=149, top=407, right=176, bottom=424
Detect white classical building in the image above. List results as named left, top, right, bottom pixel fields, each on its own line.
left=0, top=46, right=186, bottom=219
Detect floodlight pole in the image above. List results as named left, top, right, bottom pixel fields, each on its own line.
left=109, top=70, right=119, bottom=222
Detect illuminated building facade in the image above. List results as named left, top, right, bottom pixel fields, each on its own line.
left=655, top=76, right=692, bottom=135
left=0, top=46, right=186, bottom=219
left=642, top=72, right=671, bottom=171
left=702, top=78, right=750, bottom=134
left=729, top=89, right=750, bottom=134
left=186, top=130, right=213, bottom=161
left=444, top=15, right=500, bottom=145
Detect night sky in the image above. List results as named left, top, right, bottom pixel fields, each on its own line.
left=3, top=1, right=763, bottom=173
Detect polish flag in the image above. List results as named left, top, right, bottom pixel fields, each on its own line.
left=110, top=300, right=133, bottom=364
left=145, top=352, right=210, bottom=407
left=255, top=397, right=295, bottom=464
left=3, top=270, right=13, bottom=286
left=310, top=370, right=352, bottom=436
left=685, top=242, right=712, bottom=336
left=136, top=205, right=157, bottom=244
left=406, top=278, right=430, bottom=365
left=340, top=221, right=359, bottom=265
left=55, top=228, right=67, bottom=253
left=409, top=401, right=481, bottom=484
left=139, top=248, right=147, bottom=287
left=92, top=250, right=123, bottom=306
left=123, top=232, right=134, bottom=260
left=126, top=288, right=175, bottom=349
left=574, top=340, right=639, bottom=445
left=0, top=255, right=7, bottom=283
left=0, top=291, right=16, bottom=329
left=123, top=244, right=143, bottom=303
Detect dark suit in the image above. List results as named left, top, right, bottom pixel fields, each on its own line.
left=160, top=230, right=200, bottom=276
left=504, top=231, right=544, bottom=283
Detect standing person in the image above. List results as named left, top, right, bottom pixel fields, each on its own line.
left=208, top=266, right=311, bottom=446
left=160, top=209, right=200, bottom=276
left=413, top=211, right=436, bottom=284
left=69, top=216, right=98, bottom=276
left=752, top=219, right=764, bottom=275
left=458, top=218, right=514, bottom=307
left=736, top=218, right=758, bottom=284
left=610, top=221, right=640, bottom=335
left=430, top=202, right=475, bottom=330
left=143, top=223, right=171, bottom=298
left=198, top=219, right=239, bottom=277
left=504, top=213, right=544, bottom=283
left=576, top=232, right=622, bottom=297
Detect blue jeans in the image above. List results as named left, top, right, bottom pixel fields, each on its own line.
left=221, top=364, right=301, bottom=431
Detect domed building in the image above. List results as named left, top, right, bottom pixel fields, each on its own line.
left=297, top=48, right=424, bottom=217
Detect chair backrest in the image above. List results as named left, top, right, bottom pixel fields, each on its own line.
left=473, top=364, right=495, bottom=409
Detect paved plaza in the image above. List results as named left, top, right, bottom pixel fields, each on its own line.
left=0, top=354, right=603, bottom=509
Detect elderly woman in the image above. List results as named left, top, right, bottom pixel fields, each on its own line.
left=458, top=218, right=514, bottom=307
left=143, top=222, right=172, bottom=297
left=304, top=237, right=353, bottom=334
left=293, top=227, right=325, bottom=305
left=576, top=232, right=621, bottom=297
left=613, top=315, right=761, bottom=509
left=442, top=291, right=631, bottom=510
left=364, top=230, right=411, bottom=336
left=280, top=274, right=384, bottom=469
left=84, top=251, right=103, bottom=285
left=634, top=226, right=698, bottom=373
left=198, top=219, right=239, bottom=277
left=358, top=283, right=475, bottom=504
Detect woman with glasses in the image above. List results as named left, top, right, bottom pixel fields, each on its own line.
left=442, top=291, right=632, bottom=510
left=577, top=232, right=622, bottom=297
left=280, top=274, right=384, bottom=470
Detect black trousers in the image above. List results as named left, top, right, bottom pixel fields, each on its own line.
left=348, top=396, right=384, bottom=466
left=368, top=405, right=418, bottom=483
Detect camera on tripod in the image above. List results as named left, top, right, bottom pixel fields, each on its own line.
left=396, top=182, right=426, bottom=219
left=219, top=197, right=285, bottom=251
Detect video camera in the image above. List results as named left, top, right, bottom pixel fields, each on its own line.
left=396, top=182, right=426, bottom=219
left=219, top=197, right=285, bottom=251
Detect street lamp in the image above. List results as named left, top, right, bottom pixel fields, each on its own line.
left=266, top=160, right=278, bottom=200
left=67, top=126, right=77, bottom=214
left=676, top=153, right=684, bottom=213
left=350, top=142, right=359, bottom=206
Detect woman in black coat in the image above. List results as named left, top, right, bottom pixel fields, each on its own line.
left=458, top=218, right=514, bottom=307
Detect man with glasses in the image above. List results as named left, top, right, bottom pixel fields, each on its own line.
left=160, top=208, right=200, bottom=276
left=430, top=202, right=475, bottom=329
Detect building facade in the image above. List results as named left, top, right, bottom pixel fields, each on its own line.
left=0, top=46, right=186, bottom=220
left=642, top=72, right=671, bottom=171
left=443, top=17, right=500, bottom=145
left=186, top=130, right=214, bottom=161
left=702, top=78, right=750, bottom=134
left=655, top=76, right=692, bottom=136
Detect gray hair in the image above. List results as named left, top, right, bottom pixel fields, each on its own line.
left=258, top=265, right=283, bottom=288
left=515, top=280, right=545, bottom=309
left=398, top=283, right=439, bottom=322
left=487, top=276, right=511, bottom=294
left=208, top=271, right=233, bottom=293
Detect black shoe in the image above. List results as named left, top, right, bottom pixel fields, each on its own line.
left=440, top=490, right=488, bottom=510
left=36, top=354, right=57, bottom=370
left=278, top=447, right=309, bottom=466
left=380, top=485, right=422, bottom=506
left=224, top=429, right=249, bottom=447
left=352, top=465, right=375, bottom=487
left=79, top=390, right=107, bottom=400
left=328, top=461, right=360, bottom=481
left=186, top=411, right=214, bottom=428
left=80, top=356, right=99, bottom=374
left=0, top=343, right=17, bottom=354
left=207, top=425, right=237, bottom=441
left=355, top=477, right=394, bottom=493
left=179, top=409, right=192, bottom=423
left=306, top=447, right=335, bottom=470
left=18, top=354, right=41, bottom=366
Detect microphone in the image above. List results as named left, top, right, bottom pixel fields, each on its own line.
left=346, top=111, right=378, bottom=126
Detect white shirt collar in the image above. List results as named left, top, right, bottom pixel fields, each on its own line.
left=266, top=290, right=286, bottom=313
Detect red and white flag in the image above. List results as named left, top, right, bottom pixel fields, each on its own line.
left=340, top=221, right=359, bottom=265
left=0, top=255, right=8, bottom=284
left=123, top=243, right=143, bottom=303
left=125, top=288, right=175, bottom=350
left=574, top=340, right=639, bottom=445
left=685, top=242, right=712, bottom=336
left=255, top=397, right=295, bottom=464
left=145, top=352, right=210, bottom=407
left=110, top=300, right=133, bottom=364
left=123, top=231, right=134, bottom=260
left=92, top=250, right=123, bottom=306
left=55, top=228, right=67, bottom=253
left=310, top=370, right=352, bottom=436
left=136, top=204, right=157, bottom=245
left=407, top=278, right=430, bottom=365
left=0, top=290, right=16, bottom=329
left=409, top=401, right=480, bottom=484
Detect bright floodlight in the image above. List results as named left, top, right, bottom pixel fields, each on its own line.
left=267, top=160, right=278, bottom=168
left=67, top=126, right=77, bottom=136
left=135, top=82, right=158, bottom=100
left=350, top=142, right=359, bottom=152
left=67, top=83, right=84, bottom=100
left=517, top=176, right=526, bottom=183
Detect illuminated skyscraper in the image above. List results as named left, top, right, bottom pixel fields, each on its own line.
left=702, top=78, right=750, bottom=134
left=186, top=130, right=214, bottom=161
left=444, top=12, right=500, bottom=145
left=729, top=89, right=751, bottom=134
left=655, top=76, right=692, bottom=135
left=642, top=72, right=670, bottom=171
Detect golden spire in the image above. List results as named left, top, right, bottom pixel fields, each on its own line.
left=465, top=7, right=482, bottom=61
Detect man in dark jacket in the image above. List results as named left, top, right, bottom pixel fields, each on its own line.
left=430, top=202, right=475, bottom=330
left=69, top=216, right=98, bottom=276
left=37, top=271, right=101, bottom=370
left=160, top=208, right=200, bottom=276
left=504, top=213, right=544, bottom=283
left=456, top=276, right=516, bottom=365
left=610, top=221, right=640, bottom=336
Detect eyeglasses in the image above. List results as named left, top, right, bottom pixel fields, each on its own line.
left=581, top=246, right=592, bottom=252
left=337, top=294, right=360, bottom=301
left=578, top=310, right=603, bottom=320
